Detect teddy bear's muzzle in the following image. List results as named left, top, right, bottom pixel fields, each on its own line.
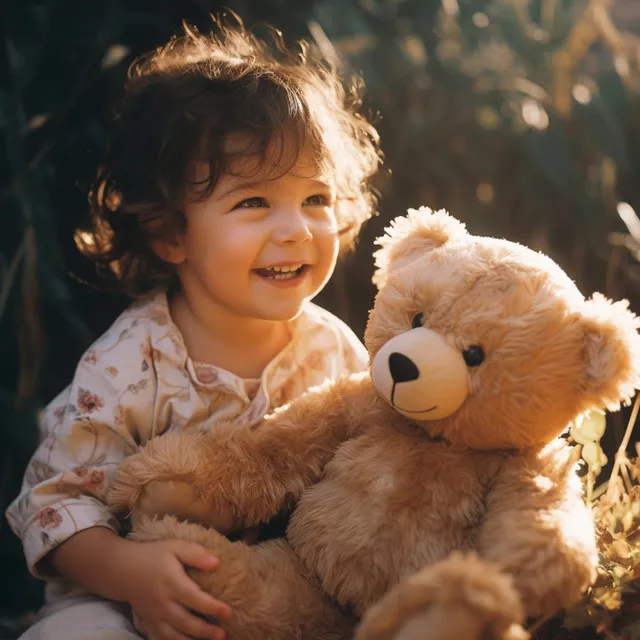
left=372, top=327, right=469, bottom=420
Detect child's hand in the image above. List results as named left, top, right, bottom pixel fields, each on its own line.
left=121, top=538, right=232, bottom=640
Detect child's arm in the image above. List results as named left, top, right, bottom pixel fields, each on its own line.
left=50, top=527, right=230, bottom=639
left=109, top=372, right=380, bottom=530
left=48, top=528, right=133, bottom=602
left=4, top=341, right=154, bottom=582
left=4, top=324, right=233, bottom=639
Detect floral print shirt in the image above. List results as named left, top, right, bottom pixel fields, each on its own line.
left=5, top=289, right=368, bottom=594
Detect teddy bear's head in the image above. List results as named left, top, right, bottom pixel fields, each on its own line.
left=365, top=207, right=640, bottom=449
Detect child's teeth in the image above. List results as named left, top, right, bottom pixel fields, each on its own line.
left=258, top=264, right=304, bottom=280
left=269, top=271, right=297, bottom=280
left=272, top=264, right=302, bottom=273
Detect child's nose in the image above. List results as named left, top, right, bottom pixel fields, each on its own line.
left=272, top=207, right=313, bottom=244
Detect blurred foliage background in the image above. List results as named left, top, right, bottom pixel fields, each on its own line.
left=2, top=0, right=640, bottom=636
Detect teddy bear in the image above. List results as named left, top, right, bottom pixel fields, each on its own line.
left=108, top=207, right=640, bottom=640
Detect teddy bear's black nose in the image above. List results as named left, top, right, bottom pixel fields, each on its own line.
left=388, top=352, right=420, bottom=383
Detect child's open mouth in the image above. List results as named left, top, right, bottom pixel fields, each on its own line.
left=254, top=264, right=308, bottom=281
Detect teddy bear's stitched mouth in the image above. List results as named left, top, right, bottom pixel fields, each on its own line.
left=391, top=382, right=438, bottom=413
left=393, top=403, right=439, bottom=414
left=391, top=382, right=438, bottom=414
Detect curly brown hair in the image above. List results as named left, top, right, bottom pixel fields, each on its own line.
left=78, top=16, right=381, bottom=296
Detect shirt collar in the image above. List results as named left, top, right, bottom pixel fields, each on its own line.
left=145, top=289, right=322, bottom=401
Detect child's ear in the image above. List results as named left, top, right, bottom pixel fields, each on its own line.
left=372, top=207, right=467, bottom=288
left=151, top=235, right=187, bottom=265
left=580, top=293, right=640, bottom=411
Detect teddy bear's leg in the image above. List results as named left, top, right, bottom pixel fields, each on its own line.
left=131, top=515, right=356, bottom=640
left=355, top=553, right=529, bottom=640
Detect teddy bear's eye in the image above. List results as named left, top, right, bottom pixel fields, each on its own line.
left=411, top=312, right=425, bottom=329
left=463, top=346, right=485, bottom=367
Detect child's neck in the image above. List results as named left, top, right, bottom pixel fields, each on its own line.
left=169, top=292, right=292, bottom=379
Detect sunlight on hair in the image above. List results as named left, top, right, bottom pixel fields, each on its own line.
left=307, top=20, right=339, bottom=66
left=80, top=16, right=380, bottom=295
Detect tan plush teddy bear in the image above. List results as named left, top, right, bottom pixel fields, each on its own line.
left=108, top=208, right=640, bottom=640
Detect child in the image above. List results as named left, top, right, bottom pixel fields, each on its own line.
left=6, top=17, right=380, bottom=640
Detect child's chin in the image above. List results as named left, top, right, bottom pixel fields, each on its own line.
left=255, top=299, right=307, bottom=323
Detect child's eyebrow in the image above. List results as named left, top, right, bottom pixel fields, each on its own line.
left=217, top=179, right=267, bottom=200
left=217, top=177, right=332, bottom=200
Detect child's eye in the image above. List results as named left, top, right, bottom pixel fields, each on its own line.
left=304, top=194, right=330, bottom=206
left=234, top=197, right=268, bottom=209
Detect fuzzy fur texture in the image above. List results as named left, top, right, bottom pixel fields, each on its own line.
left=108, top=208, right=640, bottom=640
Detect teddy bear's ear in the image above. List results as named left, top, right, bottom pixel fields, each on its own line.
left=372, top=207, right=468, bottom=288
left=580, top=293, right=640, bottom=411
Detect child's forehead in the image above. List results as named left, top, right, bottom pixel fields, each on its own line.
left=192, top=129, right=333, bottom=185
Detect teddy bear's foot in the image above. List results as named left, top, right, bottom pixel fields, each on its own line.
left=129, top=513, right=243, bottom=566
left=131, top=515, right=356, bottom=640
left=355, top=552, right=528, bottom=640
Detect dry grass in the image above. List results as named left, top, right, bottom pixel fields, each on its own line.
left=531, top=398, right=640, bottom=640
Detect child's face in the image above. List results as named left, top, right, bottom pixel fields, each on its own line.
left=165, top=136, right=340, bottom=322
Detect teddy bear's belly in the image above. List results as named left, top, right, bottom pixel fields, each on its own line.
left=286, top=431, right=490, bottom=616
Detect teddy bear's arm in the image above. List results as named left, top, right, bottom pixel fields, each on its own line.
left=474, top=442, right=597, bottom=619
left=108, top=372, right=378, bottom=530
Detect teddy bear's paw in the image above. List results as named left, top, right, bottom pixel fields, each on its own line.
left=106, top=454, right=147, bottom=513
left=135, top=479, right=236, bottom=533
left=356, top=553, right=528, bottom=640
left=108, top=431, right=211, bottom=512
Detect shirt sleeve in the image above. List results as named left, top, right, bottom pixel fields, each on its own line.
left=4, top=318, right=158, bottom=580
